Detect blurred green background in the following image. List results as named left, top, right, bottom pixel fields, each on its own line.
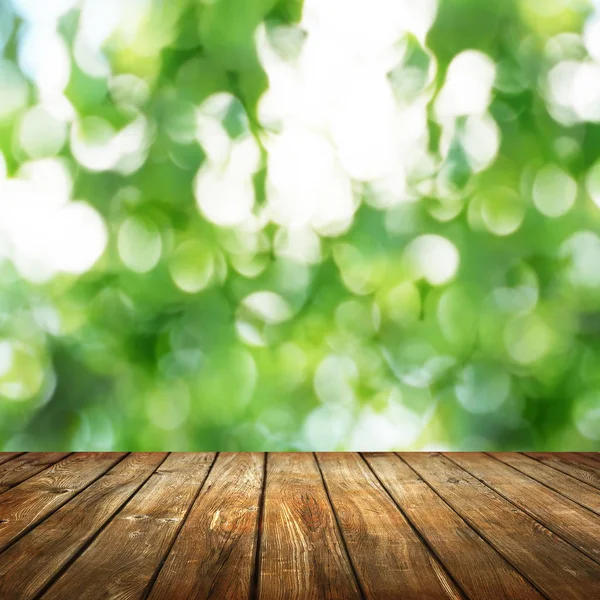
left=1, top=0, right=600, bottom=451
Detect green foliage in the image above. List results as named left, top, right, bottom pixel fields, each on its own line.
left=0, top=0, right=599, bottom=451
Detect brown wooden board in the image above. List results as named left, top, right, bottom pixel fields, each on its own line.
left=490, top=453, right=600, bottom=515
left=402, top=452, right=600, bottom=600
left=0, top=453, right=167, bottom=599
left=0, top=453, right=24, bottom=467
left=0, top=452, right=597, bottom=599
left=448, top=452, right=600, bottom=564
left=580, top=453, right=600, bottom=463
left=525, top=452, right=600, bottom=490
left=0, top=452, right=125, bottom=552
left=41, top=453, right=216, bottom=600
left=317, top=452, right=463, bottom=600
left=0, top=453, right=70, bottom=494
left=364, top=452, right=544, bottom=600
left=258, top=452, right=362, bottom=600
left=147, top=452, right=264, bottom=600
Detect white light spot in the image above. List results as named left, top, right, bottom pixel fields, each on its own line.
left=585, top=161, right=600, bottom=209
left=350, top=395, right=424, bottom=450
left=385, top=282, right=421, bottom=325
left=0, top=340, right=44, bottom=402
left=546, top=60, right=579, bottom=125
left=584, top=17, right=600, bottom=62
left=274, top=226, right=322, bottom=264
left=194, top=164, right=255, bottom=227
left=117, top=216, right=162, bottom=273
left=169, top=240, right=214, bottom=293
left=47, top=202, right=108, bottom=274
left=480, top=187, right=525, bottom=236
left=560, top=230, right=600, bottom=288
left=303, top=404, right=353, bottom=450
left=573, top=390, right=600, bottom=440
left=12, top=0, right=78, bottom=22
left=266, top=127, right=356, bottom=236
left=146, top=381, right=190, bottom=431
left=109, top=74, right=150, bottom=109
left=461, top=114, right=500, bottom=172
left=435, top=50, right=496, bottom=118
left=70, top=117, right=119, bottom=172
left=0, top=341, right=13, bottom=377
left=314, top=355, right=358, bottom=405
left=235, top=320, right=267, bottom=347
left=533, top=164, right=577, bottom=217
left=329, top=72, right=401, bottom=181
left=504, top=313, right=552, bottom=365
left=455, top=362, right=511, bottom=413
left=241, top=291, right=293, bottom=325
left=333, top=243, right=386, bottom=295
left=17, top=158, right=72, bottom=206
left=73, top=32, right=110, bottom=78
left=404, top=234, right=459, bottom=285
left=19, top=105, right=67, bottom=158
left=0, top=60, right=29, bottom=122
left=18, top=25, right=70, bottom=99
left=572, top=62, right=600, bottom=122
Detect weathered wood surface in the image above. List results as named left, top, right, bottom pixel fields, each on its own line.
left=259, top=453, right=362, bottom=600
left=0, top=453, right=167, bottom=599
left=0, top=452, right=598, bottom=599
left=402, top=452, right=600, bottom=600
left=0, top=453, right=69, bottom=494
left=317, top=452, right=463, bottom=599
left=148, top=452, right=263, bottom=600
left=42, top=453, right=215, bottom=600
left=364, top=453, right=543, bottom=600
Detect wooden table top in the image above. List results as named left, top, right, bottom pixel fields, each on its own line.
left=0, top=452, right=598, bottom=599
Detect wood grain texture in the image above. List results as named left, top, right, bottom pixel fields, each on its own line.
left=560, top=453, right=600, bottom=470
left=258, top=452, right=362, bottom=600
left=448, top=452, right=600, bottom=564
left=402, top=452, right=600, bottom=600
left=147, top=452, right=264, bottom=600
left=364, top=452, right=544, bottom=600
left=525, top=453, right=600, bottom=490
left=0, top=453, right=70, bottom=494
left=317, top=452, right=463, bottom=600
left=580, top=453, right=600, bottom=463
left=0, top=452, right=598, bottom=599
left=0, top=453, right=167, bottom=600
left=490, top=453, right=600, bottom=515
left=0, top=452, right=124, bottom=552
left=41, top=452, right=215, bottom=600
left=0, top=453, right=24, bottom=467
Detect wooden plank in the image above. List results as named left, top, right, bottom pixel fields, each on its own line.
left=525, top=453, right=600, bottom=491
left=0, top=453, right=125, bottom=552
left=492, top=453, right=600, bottom=516
left=402, top=453, right=600, bottom=600
left=0, top=453, right=70, bottom=494
left=317, top=452, right=463, bottom=600
left=0, top=453, right=167, bottom=600
left=147, top=453, right=264, bottom=600
left=448, top=452, right=600, bottom=564
left=580, top=453, right=600, bottom=464
left=364, top=453, right=544, bottom=600
left=568, top=453, right=600, bottom=468
left=42, top=453, right=216, bottom=600
left=0, top=453, right=24, bottom=467
left=257, top=453, right=362, bottom=600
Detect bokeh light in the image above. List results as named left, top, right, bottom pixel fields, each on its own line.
left=0, top=0, right=599, bottom=451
